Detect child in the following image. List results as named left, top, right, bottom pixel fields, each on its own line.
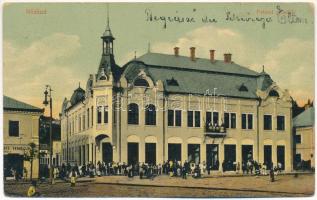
left=27, top=180, right=40, bottom=197
left=70, top=169, right=77, bottom=187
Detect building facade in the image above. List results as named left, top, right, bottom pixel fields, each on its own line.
left=293, top=106, right=314, bottom=169
left=3, top=96, right=44, bottom=179
left=60, top=17, right=293, bottom=172
left=39, top=116, right=61, bottom=177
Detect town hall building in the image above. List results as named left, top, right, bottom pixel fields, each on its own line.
left=60, top=16, right=293, bottom=172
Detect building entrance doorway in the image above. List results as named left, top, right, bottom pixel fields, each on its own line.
left=224, top=145, right=236, bottom=171
left=242, top=145, right=253, bottom=163
left=168, top=143, right=181, bottom=162
left=128, top=142, right=139, bottom=165
left=102, top=143, right=113, bottom=164
left=188, top=144, right=200, bottom=164
left=264, top=145, right=272, bottom=168
left=145, top=143, right=156, bottom=165
left=277, top=145, right=285, bottom=170
left=206, top=144, right=219, bottom=170
left=4, top=154, right=23, bottom=178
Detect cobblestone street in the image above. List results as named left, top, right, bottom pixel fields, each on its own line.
left=4, top=174, right=314, bottom=197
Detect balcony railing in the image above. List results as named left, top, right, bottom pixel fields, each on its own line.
left=204, top=123, right=227, bottom=137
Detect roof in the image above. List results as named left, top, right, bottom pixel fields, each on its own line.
left=123, top=53, right=273, bottom=99
left=293, top=107, right=314, bottom=128
left=135, top=53, right=260, bottom=76
left=70, top=87, right=85, bottom=106
left=3, top=96, right=44, bottom=113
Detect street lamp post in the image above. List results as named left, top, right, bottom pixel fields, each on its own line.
left=43, top=85, right=53, bottom=184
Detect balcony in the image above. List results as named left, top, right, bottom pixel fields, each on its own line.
left=204, top=123, right=227, bottom=137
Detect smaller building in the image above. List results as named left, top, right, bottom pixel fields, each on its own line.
left=3, top=96, right=44, bottom=179
left=293, top=106, right=315, bottom=169
left=39, top=116, right=61, bottom=178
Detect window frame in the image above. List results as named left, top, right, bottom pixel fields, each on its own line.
left=9, top=120, right=19, bottom=137
left=224, top=112, right=237, bottom=129
left=264, top=114, right=273, bottom=131
left=276, top=115, right=285, bottom=131
left=188, top=110, right=200, bottom=128
left=241, top=113, right=253, bottom=130
left=168, top=109, right=182, bottom=127
left=128, top=103, right=139, bottom=125
left=295, top=134, right=301, bottom=144
left=104, top=106, right=109, bottom=124
left=145, top=104, right=156, bottom=126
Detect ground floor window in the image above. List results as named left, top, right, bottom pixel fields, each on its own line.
left=188, top=144, right=200, bottom=165
left=145, top=143, right=156, bottom=165
left=168, top=143, right=181, bottom=162
left=242, top=145, right=253, bottom=163
left=4, top=154, right=24, bottom=178
left=224, top=145, right=236, bottom=171
left=206, top=144, right=219, bottom=170
left=128, top=142, right=139, bottom=165
left=264, top=145, right=272, bottom=169
left=102, top=143, right=113, bottom=164
left=277, top=145, right=285, bottom=170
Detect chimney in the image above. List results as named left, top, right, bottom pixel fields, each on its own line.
left=190, top=47, right=196, bottom=61
left=224, top=53, right=232, bottom=63
left=174, top=47, right=179, bottom=57
left=209, top=50, right=215, bottom=62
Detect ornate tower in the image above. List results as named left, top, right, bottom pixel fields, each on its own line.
left=97, top=5, right=122, bottom=82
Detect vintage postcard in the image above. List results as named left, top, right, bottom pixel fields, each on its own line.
left=2, top=1, right=315, bottom=198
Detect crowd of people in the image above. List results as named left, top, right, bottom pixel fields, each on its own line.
left=49, top=158, right=285, bottom=182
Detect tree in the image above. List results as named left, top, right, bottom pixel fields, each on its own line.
left=24, top=142, right=38, bottom=181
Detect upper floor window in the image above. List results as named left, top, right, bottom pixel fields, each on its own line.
left=104, top=106, right=109, bottom=124
left=269, top=90, right=279, bottom=97
left=239, top=84, right=248, bottom=92
left=277, top=115, right=285, bottom=131
left=91, top=106, right=94, bottom=127
left=128, top=103, right=139, bottom=124
left=78, top=116, right=81, bottom=131
left=9, top=120, right=19, bottom=137
left=83, top=113, right=86, bottom=130
left=188, top=111, right=200, bottom=127
left=134, top=78, right=149, bottom=87
left=97, top=106, right=102, bottom=124
left=264, top=115, right=272, bottom=130
left=206, top=111, right=219, bottom=125
left=242, top=113, right=253, bottom=130
left=168, top=110, right=181, bottom=127
left=295, top=134, right=301, bottom=144
left=87, top=108, right=90, bottom=128
left=145, top=104, right=156, bottom=125
left=166, top=77, right=179, bottom=86
left=224, top=112, right=236, bottom=129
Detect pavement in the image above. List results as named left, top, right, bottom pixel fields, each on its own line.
left=4, top=172, right=314, bottom=197
left=94, top=173, right=315, bottom=196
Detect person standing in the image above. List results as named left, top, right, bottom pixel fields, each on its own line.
left=182, top=165, right=187, bottom=179
left=70, top=169, right=77, bottom=187
left=236, top=162, right=240, bottom=174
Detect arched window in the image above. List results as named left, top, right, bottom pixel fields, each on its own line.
left=128, top=103, right=139, bottom=124
left=134, top=78, right=149, bottom=87
left=145, top=104, right=156, bottom=125
left=269, top=90, right=279, bottom=97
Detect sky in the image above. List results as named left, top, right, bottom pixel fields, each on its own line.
left=3, top=2, right=315, bottom=117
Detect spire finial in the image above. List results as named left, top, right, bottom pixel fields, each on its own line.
left=148, top=42, right=151, bottom=53
left=262, top=65, right=265, bottom=72
left=106, top=3, right=110, bottom=28
left=134, top=51, right=137, bottom=59
left=79, top=82, right=81, bottom=88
